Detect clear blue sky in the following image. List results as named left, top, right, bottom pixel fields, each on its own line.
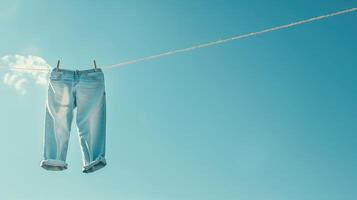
left=0, top=1, right=356, bottom=199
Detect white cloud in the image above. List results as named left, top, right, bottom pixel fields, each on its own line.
left=1, top=55, right=51, bottom=95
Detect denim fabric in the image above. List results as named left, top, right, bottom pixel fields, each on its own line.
left=40, top=68, right=107, bottom=173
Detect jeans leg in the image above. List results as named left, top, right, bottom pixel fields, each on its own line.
left=76, top=75, right=107, bottom=173
left=40, top=80, right=74, bottom=171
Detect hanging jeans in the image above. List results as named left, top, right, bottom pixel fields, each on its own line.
left=40, top=68, right=107, bottom=173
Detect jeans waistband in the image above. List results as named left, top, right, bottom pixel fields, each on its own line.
left=51, top=68, right=103, bottom=75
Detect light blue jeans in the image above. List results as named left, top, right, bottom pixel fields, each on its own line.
left=40, top=68, right=107, bottom=173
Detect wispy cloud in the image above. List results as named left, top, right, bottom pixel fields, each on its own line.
left=1, top=55, right=51, bottom=95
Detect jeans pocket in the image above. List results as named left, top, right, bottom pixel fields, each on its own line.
left=85, top=72, right=104, bottom=81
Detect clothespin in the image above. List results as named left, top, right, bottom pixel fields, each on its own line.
left=56, top=60, right=60, bottom=71
left=93, top=60, right=97, bottom=71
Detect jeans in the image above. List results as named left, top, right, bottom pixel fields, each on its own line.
left=40, top=68, right=107, bottom=173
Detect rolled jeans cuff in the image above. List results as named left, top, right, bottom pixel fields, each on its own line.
left=40, top=159, right=68, bottom=171
left=82, top=156, right=107, bottom=173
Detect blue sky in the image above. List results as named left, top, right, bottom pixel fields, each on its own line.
left=0, top=0, right=356, bottom=199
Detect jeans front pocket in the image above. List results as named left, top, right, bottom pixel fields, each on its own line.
left=83, top=72, right=104, bottom=81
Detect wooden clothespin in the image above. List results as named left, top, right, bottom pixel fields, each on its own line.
left=93, top=60, right=97, bottom=71
left=56, top=60, right=60, bottom=71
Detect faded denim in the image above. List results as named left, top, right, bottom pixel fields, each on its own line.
left=40, top=68, right=107, bottom=173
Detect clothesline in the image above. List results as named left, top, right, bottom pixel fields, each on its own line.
left=1, top=7, right=356, bottom=72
